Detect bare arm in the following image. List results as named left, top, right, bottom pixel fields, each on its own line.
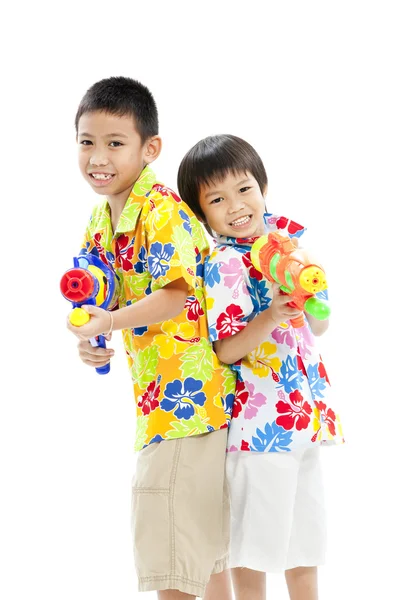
left=305, top=313, right=329, bottom=336
left=112, top=278, right=188, bottom=330
left=67, top=278, right=189, bottom=339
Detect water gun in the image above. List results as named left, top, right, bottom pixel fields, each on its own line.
left=60, top=254, right=119, bottom=374
left=251, top=232, right=330, bottom=328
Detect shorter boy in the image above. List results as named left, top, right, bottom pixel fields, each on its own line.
left=67, top=78, right=235, bottom=599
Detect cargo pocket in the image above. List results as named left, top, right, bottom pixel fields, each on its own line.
left=131, top=487, right=171, bottom=578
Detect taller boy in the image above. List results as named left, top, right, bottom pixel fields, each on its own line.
left=68, top=77, right=234, bottom=599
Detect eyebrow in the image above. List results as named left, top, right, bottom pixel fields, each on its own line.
left=78, top=132, right=129, bottom=138
left=205, top=178, right=252, bottom=198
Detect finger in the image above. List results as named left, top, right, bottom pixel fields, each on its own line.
left=82, top=357, right=111, bottom=368
left=78, top=342, right=114, bottom=358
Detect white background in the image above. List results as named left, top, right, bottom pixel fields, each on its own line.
left=1, top=1, right=399, bottom=598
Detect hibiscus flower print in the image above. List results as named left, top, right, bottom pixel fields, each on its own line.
left=243, top=381, right=267, bottom=419
left=114, top=234, right=136, bottom=271
left=138, top=376, right=161, bottom=416
left=242, top=341, right=281, bottom=380
left=216, top=304, right=246, bottom=338
left=134, top=245, right=147, bottom=274
left=271, top=322, right=296, bottom=349
left=220, top=258, right=249, bottom=299
left=154, top=320, right=198, bottom=359
left=184, top=295, right=204, bottom=322
left=160, top=377, right=206, bottom=420
left=242, top=252, right=263, bottom=281
left=276, top=389, right=312, bottom=431
left=148, top=242, right=175, bottom=278
left=232, top=380, right=249, bottom=418
left=312, top=401, right=337, bottom=441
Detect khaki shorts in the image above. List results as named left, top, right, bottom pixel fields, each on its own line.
left=131, top=428, right=229, bottom=597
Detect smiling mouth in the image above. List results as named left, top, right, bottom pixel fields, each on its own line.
left=89, top=173, right=115, bottom=180
left=230, top=215, right=252, bottom=227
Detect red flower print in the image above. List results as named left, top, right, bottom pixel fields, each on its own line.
left=216, top=304, right=246, bottom=338
left=93, top=233, right=109, bottom=266
left=138, top=379, right=161, bottom=415
left=115, top=234, right=134, bottom=271
left=297, top=353, right=307, bottom=376
left=315, top=401, right=336, bottom=437
left=232, top=380, right=249, bottom=418
left=276, top=217, right=304, bottom=236
left=184, top=296, right=204, bottom=321
left=318, top=360, right=331, bottom=385
left=241, top=440, right=250, bottom=451
left=242, top=252, right=263, bottom=281
left=276, top=389, right=312, bottom=431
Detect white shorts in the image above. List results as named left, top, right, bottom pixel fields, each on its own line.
left=226, top=447, right=326, bottom=572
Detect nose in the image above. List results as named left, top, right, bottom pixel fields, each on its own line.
left=227, top=196, right=245, bottom=214
left=89, top=152, right=109, bottom=167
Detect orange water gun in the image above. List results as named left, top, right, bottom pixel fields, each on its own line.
left=251, top=232, right=330, bottom=328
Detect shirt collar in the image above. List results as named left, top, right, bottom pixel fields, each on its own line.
left=214, top=212, right=273, bottom=247
left=114, top=165, right=157, bottom=234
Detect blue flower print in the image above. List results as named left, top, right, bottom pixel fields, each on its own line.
left=148, top=242, right=175, bottom=279
left=306, top=363, right=327, bottom=399
left=160, top=377, right=206, bottom=420
left=134, top=245, right=147, bottom=274
left=278, top=355, right=304, bottom=393
left=250, top=421, right=293, bottom=452
left=316, top=289, right=329, bottom=301
left=179, top=210, right=192, bottom=234
left=204, top=259, right=221, bottom=288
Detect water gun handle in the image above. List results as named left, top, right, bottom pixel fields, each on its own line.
left=69, top=307, right=111, bottom=375
left=89, top=334, right=111, bottom=375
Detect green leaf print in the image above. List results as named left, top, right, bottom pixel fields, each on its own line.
left=126, top=272, right=151, bottom=297
left=222, top=366, right=236, bottom=397
left=132, top=345, right=159, bottom=390
left=133, top=169, right=156, bottom=196
left=172, top=225, right=196, bottom=275
left=180, top=338, right=214, bottom=383
left=189, top=215, right=208, bottom=251
left=165, top=414, right=210, bottom=439
left=134, top=415, right=149, bottom=451
left=118, top=202, right=141, bottom=232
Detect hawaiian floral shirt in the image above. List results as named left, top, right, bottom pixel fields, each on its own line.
left=205, top=213, right=344, bottom=453
left=80, top=166, right=235, bottom=451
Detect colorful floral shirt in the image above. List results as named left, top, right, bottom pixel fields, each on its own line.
left=80, top=166, right=235, bottom=451
left=205, top=213, right=344, bottom=453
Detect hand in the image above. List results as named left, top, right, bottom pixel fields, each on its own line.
left=77, top=337, right=115, bottom=368
left=268, top=283, right=303, bottom=326
left=66, top=305, right=112, bottom=340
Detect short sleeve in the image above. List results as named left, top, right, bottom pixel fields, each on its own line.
left=204, top=249, right=255, bottom=342
left=144, top=197, right=203, bottom=293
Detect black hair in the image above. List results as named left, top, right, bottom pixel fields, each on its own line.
left=75, top=76, right=158, bottom=144
left=177, top=134, right=268, bottom=220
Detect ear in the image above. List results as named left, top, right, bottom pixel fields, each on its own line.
left=144, top=136, right=162, bottom=163
left=262, top=183, right=268, bottom=197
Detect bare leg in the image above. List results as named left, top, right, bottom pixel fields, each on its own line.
left=231, top=567, right=266, bottom=600
left=158, top=591, right=195, bottom=600
left=285, top=566, right=318, bottom=600
left=204, top=570, right=233, bottom=600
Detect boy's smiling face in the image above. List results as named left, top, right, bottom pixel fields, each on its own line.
left=77, top=111, right=160, bottom=203
left=198, top=171, right=267, bottom=238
